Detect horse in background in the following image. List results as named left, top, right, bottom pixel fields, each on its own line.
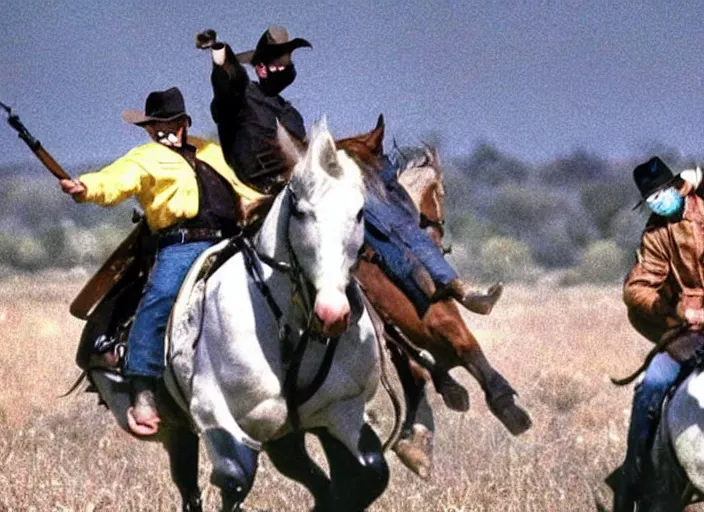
left=396, top=146, right=450, bottom=252
left=85, top=118, right=396, bottom=512
left=348, top=137, right=532, bottom=479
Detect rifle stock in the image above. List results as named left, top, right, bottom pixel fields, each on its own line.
left=33, top=146, right=71, bottom=180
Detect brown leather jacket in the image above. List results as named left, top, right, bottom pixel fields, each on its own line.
left=624, top=182, right=704, bottom=342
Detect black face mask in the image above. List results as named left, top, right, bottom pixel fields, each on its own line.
left=259, top=64, right=296, bottom=96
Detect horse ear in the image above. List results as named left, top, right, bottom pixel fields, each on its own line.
left=430, top=147, right=443, bottom=177
left=276, top=119, right=305, bottom=167
left=311, top=121, right=342, bottom=178
left=365, top=114, right=385, bottom=157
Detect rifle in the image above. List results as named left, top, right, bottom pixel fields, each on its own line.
left=0, top=101, right=71, bottom=180
left=1, top=101, right=146, bottom=320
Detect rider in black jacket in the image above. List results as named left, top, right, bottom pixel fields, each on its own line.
left=196, top=26, right=310, bottom=196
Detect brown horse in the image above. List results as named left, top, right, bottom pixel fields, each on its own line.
left=340, top=125, right=532, bottom=479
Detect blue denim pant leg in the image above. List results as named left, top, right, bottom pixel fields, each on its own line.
left=124, top=240, right=214, bottom=379
left=623, top=352, right=681, bottom=479
left=393, top=222, right=458, bottom=288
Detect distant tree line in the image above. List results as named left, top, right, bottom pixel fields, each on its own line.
left=0, top=142, right=699, bottom=284
left=414, top=140, right=699, bottom=285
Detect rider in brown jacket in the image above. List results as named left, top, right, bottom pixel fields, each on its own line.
left=615, top=157, right=704, bottom=512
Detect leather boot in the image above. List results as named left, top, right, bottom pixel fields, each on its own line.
left=442, top=279, right=503, bottom=315
left=126, top=376, right=161, bottom=436
left=612, top=459, right=640, bottom=512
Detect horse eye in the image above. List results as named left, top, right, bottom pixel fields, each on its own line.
left=356, top=208, right=364, bottom=223
left=291, top=200, right=305, bottom=218
left=288, top=190, right=305, bottom=218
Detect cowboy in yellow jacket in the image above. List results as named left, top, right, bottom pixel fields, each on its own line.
left=60, top=87, right=260, bottom=436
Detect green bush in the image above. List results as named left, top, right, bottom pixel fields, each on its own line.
left=452, top=142, right=530, bottom=186
left=538, top=150, right=609, bottom=186
left=580, top=182, right=633, bottom=238
left=0, top=231, right=16, bottom=267
left=90, top=223, right=132, bottom=262
left=11, top=233, right=50, bottom=270
left=447, top=212, right=496, bottom=251
left=611, top=208, right=649, bottom=252
left=560, top=240, right=628, bottom=285
left=487, top=184, right=564, bottom=238
left=477, top=236, right=539, bottom=282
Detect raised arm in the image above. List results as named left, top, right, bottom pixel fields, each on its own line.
left=196, top=29, right=249, bottom=124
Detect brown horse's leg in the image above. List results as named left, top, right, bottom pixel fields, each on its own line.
left=386, top=322, right=470, bottom=412
left=386, top=341, right=435, bottom=480
left=422, top=302, right=532, bottom=435
left=356, top=260, right=531, bottom=435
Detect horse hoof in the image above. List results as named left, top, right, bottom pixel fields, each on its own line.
left=393, top=424, right=433, bottom=480
left=433, top=372, right=470, bottom=412
left=438, top=379, right=470, bottom=412
left=487, top=395, right=532, bottom=436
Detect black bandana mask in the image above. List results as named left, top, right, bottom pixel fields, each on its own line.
left=259, top=64, right=296, bottom=96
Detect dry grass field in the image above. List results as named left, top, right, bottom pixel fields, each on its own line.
left=0, top=271, right=698, bottom=511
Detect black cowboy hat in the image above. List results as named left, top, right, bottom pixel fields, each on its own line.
left=235, top=26, right=311, bottom=65
left=121, top=87, right=190, bottom=126
left=632, top=156, right=681, bottom=209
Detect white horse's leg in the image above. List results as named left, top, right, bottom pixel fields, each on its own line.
left=316, top=422, right=389, bottom=512
left=320, top=396, right=367, bottom=457
left=266, top=432, right=333, bottom=509
left=190, top=345, right=261, bottom=508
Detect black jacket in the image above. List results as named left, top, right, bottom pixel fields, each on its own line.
left=210, top=44, right=306, bottom=195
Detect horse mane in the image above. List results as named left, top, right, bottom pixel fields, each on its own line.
left=395, top=145, right=443, bottom=207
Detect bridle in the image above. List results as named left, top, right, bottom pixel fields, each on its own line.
left=418, top=185, right=452, bottom=255
left=419, top=212, right=446, bottom=237
left=246, top=186, right=346, bottom=430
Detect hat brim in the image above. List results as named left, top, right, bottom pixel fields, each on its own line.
left=121, top=109, right=189, bottom=126
left=235, top=37, right=312, bottom=65
left=632, top=174, right=682, bottom=210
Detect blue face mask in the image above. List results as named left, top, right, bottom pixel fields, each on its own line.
left=646, top=187, right=683, bottom=217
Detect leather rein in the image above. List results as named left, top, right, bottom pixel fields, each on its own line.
left=240, top=190, right=340, bottom=431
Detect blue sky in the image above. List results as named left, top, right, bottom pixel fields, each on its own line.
left=2, top=1, right=704, bottom=168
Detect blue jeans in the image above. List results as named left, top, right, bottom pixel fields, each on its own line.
left=124, top=240, right=215, bottom=379
left=622, top=352, right=681, bottom=480
left=365, top=155, right=458, bottom=290
left=364, top=198, right=457, bottom=291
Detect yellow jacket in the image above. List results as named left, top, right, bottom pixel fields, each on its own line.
left=78, top=136, right=264, bottom=232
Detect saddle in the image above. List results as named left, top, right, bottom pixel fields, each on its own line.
left=70, top=194, right=275, bottom=376
left=74, top=238, right=244, bottom=384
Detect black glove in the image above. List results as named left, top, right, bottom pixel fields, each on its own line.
left=195, top=29, right=218, bottom=50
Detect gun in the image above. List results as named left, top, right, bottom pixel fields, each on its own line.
left=0, top=101, right=71, bottom=180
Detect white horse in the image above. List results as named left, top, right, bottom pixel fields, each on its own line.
left=644, top=366, right=704, bottom=510
left=86, top=119, right=392, bottom=512
left=166, top=118, right=388, bottom=511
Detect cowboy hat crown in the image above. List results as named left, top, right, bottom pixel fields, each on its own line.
left=236, top=26, right=311, bottom=65
left=633, top=157, right=677, bottom=199
left=121, top=87, right=189, bottom=126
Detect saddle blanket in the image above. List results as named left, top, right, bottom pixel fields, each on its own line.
left=163, top=238, right=233, bottom=413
